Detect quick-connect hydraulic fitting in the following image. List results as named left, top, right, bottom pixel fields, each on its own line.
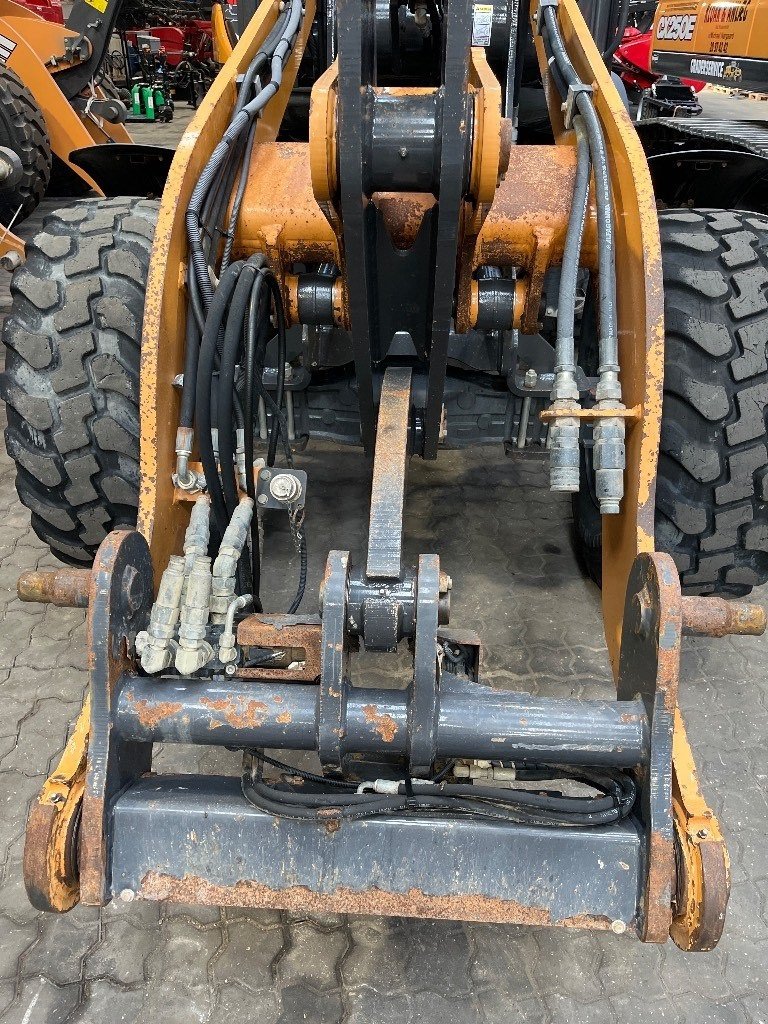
left=548, top=365, right=581, bottom=493
left=136, top=555, right=185, bottom=674
left=211, top=496, right=254, bottom=624
left=549, top=407, right=581, bottom=492
left=593, top=411, right=625, bottom=515
left=175, top=555, right=214, bottom=674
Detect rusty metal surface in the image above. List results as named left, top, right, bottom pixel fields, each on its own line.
left=617, top=552, right=682, bottom=944
left=366, top=366, right=412, bottom=580
left=79, top=530, right=154, bottom=907
left=681, top=596, right=766, bottom=638
left=23, top=697, right=91, bottom=913
left=670, top=709, right=731, bottom=952
left=236, top=613, right=322, bottom=682
left=139, top=873, right=618, bottom=928
left=17, top=568, right=91, bottom=608
left=110, top=774, right=643, bottom=929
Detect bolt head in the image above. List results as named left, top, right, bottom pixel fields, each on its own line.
left=269, top=473, right=302, bottom=504
left=119, top=888, right=135, bottom=903
left=224, top=663, right=237, bottom=677
left=524, top=368, right=538, bottom=389
left=610, top=920, right=627, bottom=935
left=257, top=494, right=268, bottom=505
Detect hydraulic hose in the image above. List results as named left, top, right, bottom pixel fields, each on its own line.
left=555, top=115, right=590, bottom=380
left=241, top=755, right=636, bottom=827
left=186, top=0, right=303, bottom=307
left=218, top=263, right=260, bottom=517
left=195, top=261, right=245, bottom=538
left=602, top=0, right=630, bottom=64
left=541, top=5, right=618, bottom=385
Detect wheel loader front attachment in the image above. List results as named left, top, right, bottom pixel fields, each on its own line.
left=17, top=0, right=768, bottom=952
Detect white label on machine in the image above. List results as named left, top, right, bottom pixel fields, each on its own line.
left=472, top=4, right=494, bottom=46
left=0, top=34, right=17, bottom=64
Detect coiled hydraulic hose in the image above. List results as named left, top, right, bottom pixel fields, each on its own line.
left=242, top=753, right=637, bottom=826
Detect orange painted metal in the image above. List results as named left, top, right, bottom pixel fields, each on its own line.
left=531, top=0, right=664, bottom=670
left=23, top=696, right=90, bottom=912
left=0, top=0, right=132, bottom=197
left=138, top=0, right=316, bottom=585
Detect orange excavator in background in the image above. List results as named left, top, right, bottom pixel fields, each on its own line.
left=0, top=0, right=174, bottom=267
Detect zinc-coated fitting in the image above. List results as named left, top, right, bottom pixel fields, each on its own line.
left=548, top=397, right=580, bottom=493
left=593, top=413, right=625, bottom=515
left=183, top=494, right=211, bottom=585
left=211, top=497, right=254, bottom=623
left=175, top=555, right=214, bottom=674
left=218, top=594, right=253, bottom=664
left=138, top=554, right=185, bottom=674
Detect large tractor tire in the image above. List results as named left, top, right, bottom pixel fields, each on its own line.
left=0, top=198, right=158, bottom=566
left=574, top=208, right=768, bottom=598
left=0, top=66, right=51, bottom=225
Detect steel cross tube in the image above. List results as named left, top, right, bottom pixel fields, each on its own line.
left=115, top=673, right=649, bottom=768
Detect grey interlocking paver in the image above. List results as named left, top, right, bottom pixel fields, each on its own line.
left=0, top=434, right=766, bottom=1022
left=1, top=126, right=768, bottom=1018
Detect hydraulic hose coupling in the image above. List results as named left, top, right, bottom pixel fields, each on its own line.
left=593, top=413, right=625, bottom=515
left=183, top=494, right=211, bottom=596
left=549, top=368, right=581, bottom=493
left=211, top=496, right=255, bottom=624
left=219, top=593, right=253, bottom=665
left=175, top=555, right=214, bottom=674
left=594, top=366, right=626, bottom=515
left=136, top=555, right=185, bottom=674
left=174, top=426, right=200, bottom=492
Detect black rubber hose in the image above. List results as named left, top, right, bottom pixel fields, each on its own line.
left=555, top=115, right=590, bottom=378
left=261, top=272, right=288, bottom=467
left=218, top=264, right=258, bottom=517
left=195, top=261, right=244, bottom=537
left=602, top=0, right=630, bottom=63
left=221, top=114, right=259, bottom=274
left=542, top=7, right=618, bottom=377
left=245, top=265, right=267, bottom=609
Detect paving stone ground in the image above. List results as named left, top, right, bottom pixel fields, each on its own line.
left=0, top=89, right=766, bottom=1024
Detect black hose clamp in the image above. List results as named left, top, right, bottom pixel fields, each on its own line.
left=535, top=0, right=559, bottom=36
left=564, top=82, right=594, bottom=130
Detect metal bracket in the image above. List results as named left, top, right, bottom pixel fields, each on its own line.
left=563, top=82, right=594, bottom=130
left=255, top=468, right=307, bottom=511
left=535, top=0, right=559, bottom=36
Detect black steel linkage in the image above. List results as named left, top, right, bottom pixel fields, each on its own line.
left=335, top=0, right=378, bottom=453
left=422, top=0, right=475, bottom=459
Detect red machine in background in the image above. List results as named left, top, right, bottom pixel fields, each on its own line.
left=9, top=0, right=61, bottom=20
left=123, top=20, right=213, bottom=66
left=614, top=20, right=705, bottom=119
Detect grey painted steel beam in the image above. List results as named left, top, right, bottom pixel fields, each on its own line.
left=110, top=775, right=642, bottom=929
left=115, top=673, right=649, bottom=767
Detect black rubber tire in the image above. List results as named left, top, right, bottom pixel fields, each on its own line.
left=574, top=208, right=768, bottom=597
left=0, top=198, right=158, bottom=566
left=0, top=66, right=51, bottom=225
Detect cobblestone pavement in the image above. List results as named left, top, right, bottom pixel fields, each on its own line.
left=0, top=436, right=765, bottom=1024
left=0, top=90, right=767, bottom=1024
